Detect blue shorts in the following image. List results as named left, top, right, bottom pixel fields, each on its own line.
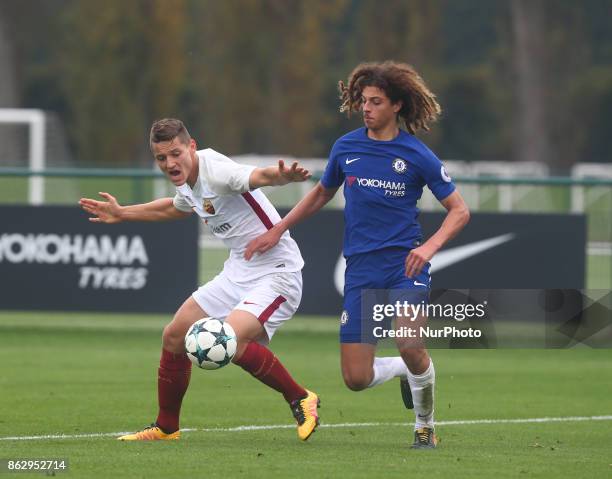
left=340, top=247, right=431, bottom=343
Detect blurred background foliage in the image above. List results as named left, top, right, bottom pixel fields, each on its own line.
left=1, top=0, right=611, bottom=170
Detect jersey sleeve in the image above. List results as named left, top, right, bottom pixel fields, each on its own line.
left=172, top=193, right=192, bottom=212
left=419, top=151, right=456, bottom=201
left=202, top=149, right=256, bottom=196
left=320, top=141, right=345, bottom=188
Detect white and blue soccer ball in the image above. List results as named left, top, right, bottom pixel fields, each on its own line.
left=185, top=318, right=237, bottom=370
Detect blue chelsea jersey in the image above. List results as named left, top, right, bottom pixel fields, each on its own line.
left=321, top=127, right=455, bottom=257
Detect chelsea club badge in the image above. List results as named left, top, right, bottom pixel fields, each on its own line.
left=392, top=158, right=407, bottom=174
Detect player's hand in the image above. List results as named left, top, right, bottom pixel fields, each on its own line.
left=78, top=192, right=124, bottom=224
left=278, top=159, right=312, bottom=184
left=244, top=227, right=283, bottom=260
left=405, top=244, right=437, bottom=278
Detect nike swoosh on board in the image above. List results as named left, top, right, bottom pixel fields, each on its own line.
left=429, top=233, right=515, bottom=273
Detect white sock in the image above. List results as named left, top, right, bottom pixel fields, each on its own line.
left=367, top=357, right=407, bottom=388
left=407, top=360, right=435, bottom=429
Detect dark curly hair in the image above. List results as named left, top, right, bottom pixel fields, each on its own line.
left=338, top=61, right=441, bottom=134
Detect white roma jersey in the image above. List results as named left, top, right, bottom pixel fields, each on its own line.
left=173, top=148, right=304, bottom=282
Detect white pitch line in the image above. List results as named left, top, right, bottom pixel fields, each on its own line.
left=1, top=415, right=611, bottom=442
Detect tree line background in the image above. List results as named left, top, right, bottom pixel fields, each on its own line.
left=1, top=0, right=610, bottom=172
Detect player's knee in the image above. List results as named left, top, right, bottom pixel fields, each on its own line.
left=342, top=370, right=370, bottom=391
left=162, top=323, right=186, bottom=352
left=231, top=340, right=249, bottom=363
left=398, top=347, right=429, bottom=372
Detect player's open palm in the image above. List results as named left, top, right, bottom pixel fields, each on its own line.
left=244, top=227, right=283, bottom=260
left=79, top=192, right=123, bottom=224
left=278, top=159, right=311, bottom=184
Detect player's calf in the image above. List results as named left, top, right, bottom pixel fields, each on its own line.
left=233, top=341, right=320, bottom=440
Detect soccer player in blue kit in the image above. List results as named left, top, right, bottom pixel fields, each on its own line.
left=245, top=61, right=470, bottom=448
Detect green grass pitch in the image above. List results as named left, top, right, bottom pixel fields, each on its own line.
left=0, top=312, right=611, bottom=478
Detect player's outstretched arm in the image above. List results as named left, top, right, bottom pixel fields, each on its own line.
left=405, top=190, right=470, bottom=278
left=79, top=192, right=191, bottom=223
left=244, top=182, right=338, bottom=260
left=249, top=160, right=312, bottom=189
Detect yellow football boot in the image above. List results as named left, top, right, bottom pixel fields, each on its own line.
left=118, top=424, right=180, bottom=441
left=290, top=390, right=320, bottom=441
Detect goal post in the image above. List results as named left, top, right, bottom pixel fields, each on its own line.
left=0, top=108, right=46, bottom=205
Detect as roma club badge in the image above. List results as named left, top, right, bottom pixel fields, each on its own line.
left=203, top=199, right=216, bottom=215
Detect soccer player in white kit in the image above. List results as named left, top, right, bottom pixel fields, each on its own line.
left=79, top=118, right=320, bottom=441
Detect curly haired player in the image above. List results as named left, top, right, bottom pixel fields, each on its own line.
left=246, top=62, right=470, bottom=449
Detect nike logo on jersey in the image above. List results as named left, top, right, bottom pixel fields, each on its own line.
left=413, top=281, right=428, bottom=287
left=243, top=301, right=259, bottom=305
left=346, top=157, right=361, bottom=164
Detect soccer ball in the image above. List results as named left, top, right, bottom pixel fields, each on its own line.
left=185, top=318, right=237, bottom=370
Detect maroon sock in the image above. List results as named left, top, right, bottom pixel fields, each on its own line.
left=234, top=342, right=307, bottom=403
left=155, top=349, right=192, bottom=433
